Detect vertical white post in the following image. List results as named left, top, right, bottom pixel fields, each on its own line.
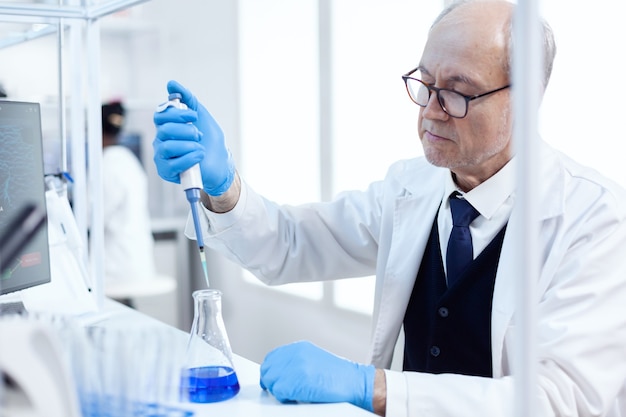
left=513, top=1, right=542, bottom=417
left=318, top=0, right=333, bottom=204
left=86, top=17, right=104, bottom=309
left=68, top=17, right=91, bottom=290
left=57, top=18, right=67, bottom=174
left=318, top=0, right=335, bottom=305
left=68, top=17, right=86, bottom=220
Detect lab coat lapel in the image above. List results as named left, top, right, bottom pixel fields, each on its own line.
left=371, top=166, right=446, bottom=367
left=490, top=142, right=565, bottom=377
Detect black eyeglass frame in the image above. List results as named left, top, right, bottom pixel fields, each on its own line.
left=401, top=67, right=511, bottom=118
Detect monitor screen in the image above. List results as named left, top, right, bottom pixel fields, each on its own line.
left=0, top=100, right=51, bottom=295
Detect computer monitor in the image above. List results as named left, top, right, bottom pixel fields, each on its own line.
left=0, top=100, right=51, bottom=296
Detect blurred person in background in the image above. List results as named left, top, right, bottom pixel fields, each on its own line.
left=102, top=101, right=157, bottom=304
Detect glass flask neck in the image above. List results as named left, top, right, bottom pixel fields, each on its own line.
left=192, top=290, right=223, bottom=334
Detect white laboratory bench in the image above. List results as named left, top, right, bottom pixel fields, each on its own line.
left=77, top=299, right=377, bottom=417
left=87, top=301, right=374, bottom=417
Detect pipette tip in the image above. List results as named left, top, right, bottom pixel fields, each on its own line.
left=198, top=248, right=210, bottom=288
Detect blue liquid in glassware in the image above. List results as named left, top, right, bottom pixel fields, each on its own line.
left=181, top=365, right=240, bottom=403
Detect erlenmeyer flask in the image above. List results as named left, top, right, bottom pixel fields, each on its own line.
left=180, top=289, right=240, bottom=403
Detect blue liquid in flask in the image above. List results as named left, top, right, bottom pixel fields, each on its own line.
left=181, top=365, right=240, bottom=403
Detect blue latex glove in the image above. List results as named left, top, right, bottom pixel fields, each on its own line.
left=153, top=80, right=235, bottom=196
left=259, top=340, right=376, bottom=412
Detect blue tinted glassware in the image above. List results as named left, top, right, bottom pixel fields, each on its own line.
left=180, top=290, right=240, bottom=403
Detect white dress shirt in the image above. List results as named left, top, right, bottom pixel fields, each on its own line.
left=438, top=158, right=516, bottom=277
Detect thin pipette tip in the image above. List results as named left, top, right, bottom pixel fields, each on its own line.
left=198, top=246, right=210, bottom=287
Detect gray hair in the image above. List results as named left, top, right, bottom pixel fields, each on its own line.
left=432, top=0, right=557, bottom=90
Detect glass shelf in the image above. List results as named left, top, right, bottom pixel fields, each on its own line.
left=0, top=0, right=148, bottom=20
left=0, top=21, right=55, bottom=49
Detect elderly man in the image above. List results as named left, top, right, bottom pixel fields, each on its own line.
left=153, top=1, right=626, bottom=415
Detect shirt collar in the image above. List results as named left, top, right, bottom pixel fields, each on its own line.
left=444, top=157, right=516, bottom=220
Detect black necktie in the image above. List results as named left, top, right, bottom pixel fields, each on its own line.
left=446, top=194, right=480, bottom=287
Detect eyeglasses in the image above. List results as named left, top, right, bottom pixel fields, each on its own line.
left=402, top=67, right=511, bottom=118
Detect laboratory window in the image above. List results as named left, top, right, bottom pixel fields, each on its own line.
left=238, top=0, right=443, bottom=314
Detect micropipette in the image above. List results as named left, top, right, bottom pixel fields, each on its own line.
left=163, top=92, right=210, bottom=287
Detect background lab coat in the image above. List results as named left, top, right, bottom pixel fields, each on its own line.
left=102, top=145, right=156, bottom=286
left=191, top=141, right=626, bottom=417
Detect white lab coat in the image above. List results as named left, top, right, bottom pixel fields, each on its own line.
left=197, top=141, right=626, bottom=417
left=102, top=145, right=156, bottom=286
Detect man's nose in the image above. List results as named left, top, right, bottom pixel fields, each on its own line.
left=421, top=91, right=449, bottom=120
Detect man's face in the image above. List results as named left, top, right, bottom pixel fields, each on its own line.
left=417, top=3, right=513, bottom=188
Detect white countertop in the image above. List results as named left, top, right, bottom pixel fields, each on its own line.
left=77, top=299, right=376, bottom=417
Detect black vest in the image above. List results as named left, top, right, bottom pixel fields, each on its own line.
left=403, top=216, right=507, bottom=377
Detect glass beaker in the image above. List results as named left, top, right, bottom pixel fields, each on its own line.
left=180, top=289, right=240, bottom=403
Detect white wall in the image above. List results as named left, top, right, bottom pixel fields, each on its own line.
left=539, top=0, right=626, bottom=189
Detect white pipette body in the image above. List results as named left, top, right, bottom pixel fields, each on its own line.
left=164, top=92, right=210, bottom=286
left=167, top=93, right=202, bottom=191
